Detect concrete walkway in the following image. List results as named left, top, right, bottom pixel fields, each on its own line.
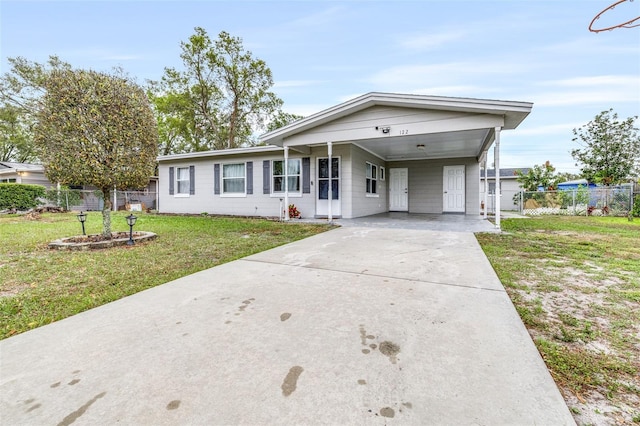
left=0, top=224, right=575, bottom=425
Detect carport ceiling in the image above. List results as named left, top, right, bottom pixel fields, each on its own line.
left=342, top=128, right=490, bottom=161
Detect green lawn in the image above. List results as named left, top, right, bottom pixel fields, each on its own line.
left=0, top=212, right=332, bottom=339
left=476, top=216, right=640, bottom=424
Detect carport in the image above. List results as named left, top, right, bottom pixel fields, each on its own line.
left=260, top=92, right=533, bottom=228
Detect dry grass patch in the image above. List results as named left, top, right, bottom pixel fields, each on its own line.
left=477, top=216, right=640, bottom=425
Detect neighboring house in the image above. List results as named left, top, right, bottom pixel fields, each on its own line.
left=480, top=167, right=530, bottom=211
left=157, top=92, right=532, bottom=220
left=557, top=179, right=596, bottom=190
left=0, top=161, right=158, bottom=211
left=0, top=162, right=52, bottom=187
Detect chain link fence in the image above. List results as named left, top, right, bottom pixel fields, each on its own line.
left=43, top=189, right=157, bottom=212
left=519, top=186, right=636, bottom=216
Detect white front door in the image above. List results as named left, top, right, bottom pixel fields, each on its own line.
left=443, top=165, right=465, bottom=212
left=389, top=168, right=408, bottom=211
left=316, top=157, right=341, bottom=216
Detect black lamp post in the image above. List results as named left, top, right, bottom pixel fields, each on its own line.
left=76, top=211, right=87, bottom=236
left=126, top=214, right=137, bottom=246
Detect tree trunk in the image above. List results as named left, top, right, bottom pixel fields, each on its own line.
left=101, top=188, right=112, bottom=238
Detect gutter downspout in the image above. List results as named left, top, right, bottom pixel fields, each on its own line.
left=327, top=141, right=333, bottom=223
left=494, top=127, right=501, bottom=230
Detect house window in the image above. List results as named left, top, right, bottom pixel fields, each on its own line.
left=176, top=167, right=190, bottom=194
left=223, top=163, right=246, bottom=194
left=272, top=159, right=301, bottom=193
left=0, top=178, right=17, bottom=183
left=379, top=166, right=385, bottom=181
left=366, top=162, right=378, bottom=195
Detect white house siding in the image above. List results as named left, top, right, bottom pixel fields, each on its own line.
left=349, top=145, right=388, bottom=218
left=387, top=157, right=480, bottom=215
left=158, top=151, right=317, bottom=218
left=19, top=174, right=53, bottom=188
left=487, top=178, right=522, bottom=211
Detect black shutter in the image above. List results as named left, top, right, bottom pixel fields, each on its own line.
left=189, top=165, right=195, bottom=195
left=302, top=157, right=311, bottom=194
left=246, top=161, right=253, bottom=195
left=169, top=167, right=174, bottom=195
left=263, top=160, right=270, bottom=194
left=214, top=164, right=220, bottom=195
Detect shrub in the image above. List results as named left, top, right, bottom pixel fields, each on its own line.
left=633, top=194, right=640, bottom=217
left=0, top=184, right=46, bottom=210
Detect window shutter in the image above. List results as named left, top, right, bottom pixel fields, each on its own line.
left=263, top=160, right=270, bottom=194
left=189, top=165, right=195, bottom=195
left=214, top=164, right=220, bottom=195
left=302, top=157, right=311, bottom=194
left=246, top=161, right=253, bottom=194
left=169, top=167, right=174, bottom=195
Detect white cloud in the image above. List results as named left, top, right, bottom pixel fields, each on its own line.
left=538, top=37, right=639, bottom=56
left=511, top=122, right=582, bottom=136
left=274, top=80, right=323, bottom=89
left=396, top=30, right=466, bottom=51
left=531, top=88, right=640, bottom=106
left=538, top=75, right=640, bottom=87
left=281, top=103, right=333, bottom=117
left=286, top=5, right=347, bottom=29
left=411, top=85, right=490, bottom=96
left=367, top=62, right=527, bottom=90
left=60, top=48, right=141, bottom=62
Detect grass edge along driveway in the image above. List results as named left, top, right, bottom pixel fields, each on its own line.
left=0, top=212, right=333, bottom=339
left=476, top=216, right=640, bottom=426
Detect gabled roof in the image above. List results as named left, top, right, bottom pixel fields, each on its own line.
left=481, top=168, right=530, bottom=178
left=0, top=162, right=44, bottom=175
left=0, top=161, right=44, bottom=171
left=260, top=92, right=533, bottom=147
left=158, top=145, right=283, bottom=162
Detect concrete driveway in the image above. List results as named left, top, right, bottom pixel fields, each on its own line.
left=0, top=224, right=575, bottom=425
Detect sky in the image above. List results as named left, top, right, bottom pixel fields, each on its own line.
left=1, top=0, right=639, bottom=173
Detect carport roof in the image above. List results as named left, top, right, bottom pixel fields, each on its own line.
left=260, top=92, right=533, bottom=161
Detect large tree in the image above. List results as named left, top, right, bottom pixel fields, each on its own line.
left=266, top=111, right=305, bottom=133
left=34, top=69, right=158, bottom=236
left=571, top=109, right=640, bottom=185
left=148, top=28, right=283, bottom=154
left=515, top=161, right=560, bottom=191
left=0, top=105, right=37, bottom=162
left=0, top=56, right=73, bottom=162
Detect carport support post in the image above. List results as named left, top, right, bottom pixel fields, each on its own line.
left=483, top=159, right=488, bottom=219
left=327, top=141, right=333, bottom=223
left=284, top=145, right=290, bottom=221
left=494, top=127, right=501, bottom=230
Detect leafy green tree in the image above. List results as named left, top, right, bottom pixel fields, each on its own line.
left=515, top=161, right=560, bottom=191
left=34, top=69, right=158, bottom=237
left=266, top=111, right=305, bottom=132
left=0, top=105, right=37, bottom=162
left=149, top=28, right=283, bottom=154
left=0, top=56, right=73, bottom=162
left=571, top=109, right=640, bottom=185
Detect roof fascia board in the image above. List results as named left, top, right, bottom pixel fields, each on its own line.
left=157, top=145, right=283, bottom=162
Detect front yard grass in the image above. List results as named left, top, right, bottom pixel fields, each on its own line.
left=476, top=216, right=640, bottom=425
left=0, top=212, right=332, bottom=339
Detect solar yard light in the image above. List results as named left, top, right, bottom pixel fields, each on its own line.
left=76, top=211, right=87, bottom=236
left=126, top=214, right=137, bottom=246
